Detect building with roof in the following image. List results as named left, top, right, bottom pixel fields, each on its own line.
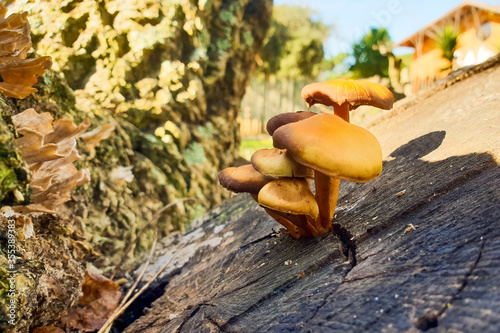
left=397, top=1, right=500, bottom=92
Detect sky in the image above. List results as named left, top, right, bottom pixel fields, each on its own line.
left=274, top=0, right=500, bottom=56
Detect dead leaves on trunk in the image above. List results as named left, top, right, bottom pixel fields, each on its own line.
left=32, top=327, right=65, bottom=333
left=60, top=270, right=122, bottom=332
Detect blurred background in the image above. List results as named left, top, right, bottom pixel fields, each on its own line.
left=239, top=0, right=500, bottom=159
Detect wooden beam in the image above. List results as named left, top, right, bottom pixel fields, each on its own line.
left=427, top=26, right=440, bottom=40
left=416, top=32, right=424, bottom=59
left=471, top=6, right=481, bottom=32
left=453, top=9, right=461, bottom=31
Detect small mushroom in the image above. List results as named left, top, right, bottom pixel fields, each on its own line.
left=218, top=164, right=273, bottom=195
left=266, top=111, right=317, bottom=135
left=301, top=79, right=394, bottom=122
left=251, top=148, right=313, bottom=178
left=218, top=164, right=304, bottom=238
left=258, top=179, right=320, bottom=237
left=273, top=113, right=383, bottom=232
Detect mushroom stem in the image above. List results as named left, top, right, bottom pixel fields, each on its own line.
left=264, top=208, right=301, bottom=239
left=316, top=104, right=347, bottom=232
left=314, top=171, right=339, bottom=232
left=287, top=214, right=321, bottom=237
left=333, top=103, right=351, bottom=122
left=254, top=195, right=303, bottom=238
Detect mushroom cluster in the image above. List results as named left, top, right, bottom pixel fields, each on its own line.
left=219, top=79, right=393, bottom=238
left=10, top=108, right=119, bottom=213
left=0, top=3, right=52, bottom=99
left=11, top=108, right=91, bottom=213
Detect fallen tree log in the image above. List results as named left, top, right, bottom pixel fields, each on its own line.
left=122, top=55, right=500, bottom=333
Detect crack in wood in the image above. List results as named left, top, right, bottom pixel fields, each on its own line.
left=303, top=266, right=353, bottom=324
left=238, top=232, right=279, bottom=251
left=206, top=316, right=226, bottom=332
left=175, top=302, right=217, bottom=333
left=357, top=248, right=385, bottom=262
left=341, top=267, right=420, bottom=283
left=304, top=289, right=338, bottom=324
left=332, top=222, right=357, bottom=266
left=438, top=237, right=486, bottom=317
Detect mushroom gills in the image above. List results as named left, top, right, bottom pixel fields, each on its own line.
left=263, top=208, right=301, bottom=239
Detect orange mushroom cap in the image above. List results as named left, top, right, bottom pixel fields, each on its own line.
left=272, top=113, right=383, bottom=183
left=301, top=79, right=394, bottom=110
left=266, top=111, right=317, bottom=135
left=258, top=178, right=319, bottom=220
left=251, top=148, right=314, bottom=178
left=218, top=164, right=273, bottom=195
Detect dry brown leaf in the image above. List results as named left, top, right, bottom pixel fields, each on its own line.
left=404, top=223, right=419, bottom=234
left=61, top=270, right=122, bottom=332
left=395, top=189, right=407, bottom=197
left=32, top=326, right=65, bottom=333
left=80, top=123, right=116, bottom=157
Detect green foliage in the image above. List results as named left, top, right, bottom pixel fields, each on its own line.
left=0, top=114, right=30, bottom=205
left=184, top=142, right=207, bottom=165
left=322, top=52, right=352, bottom=79
left=258, top=5, right=328, bottom=79
left=435, top=24, right=459, bottom=68
left=259, top=20, right=289, bottom=76
left=239, top=138, right=273, bottom=159
left=350, top=28, right=390, bottom=78
left=399, top=53, right=413, bottom=68
left=240, top=138, right=272, bottom=151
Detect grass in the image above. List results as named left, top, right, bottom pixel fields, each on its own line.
left=240, top=137, right=273, bottom=160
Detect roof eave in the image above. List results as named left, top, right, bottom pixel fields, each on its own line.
left=395, top=1, right=500, bottom=49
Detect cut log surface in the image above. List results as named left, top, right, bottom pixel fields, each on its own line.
left=124, top=56, right=500, bottom=333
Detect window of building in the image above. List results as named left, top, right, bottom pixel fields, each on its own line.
left=477, top=21, right=492, bottom=41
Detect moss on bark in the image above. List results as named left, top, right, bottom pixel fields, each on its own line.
left=4, top=0, right=272, bottom=267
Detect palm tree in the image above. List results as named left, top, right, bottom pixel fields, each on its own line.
left=435, top=25, right=459, bottom=71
